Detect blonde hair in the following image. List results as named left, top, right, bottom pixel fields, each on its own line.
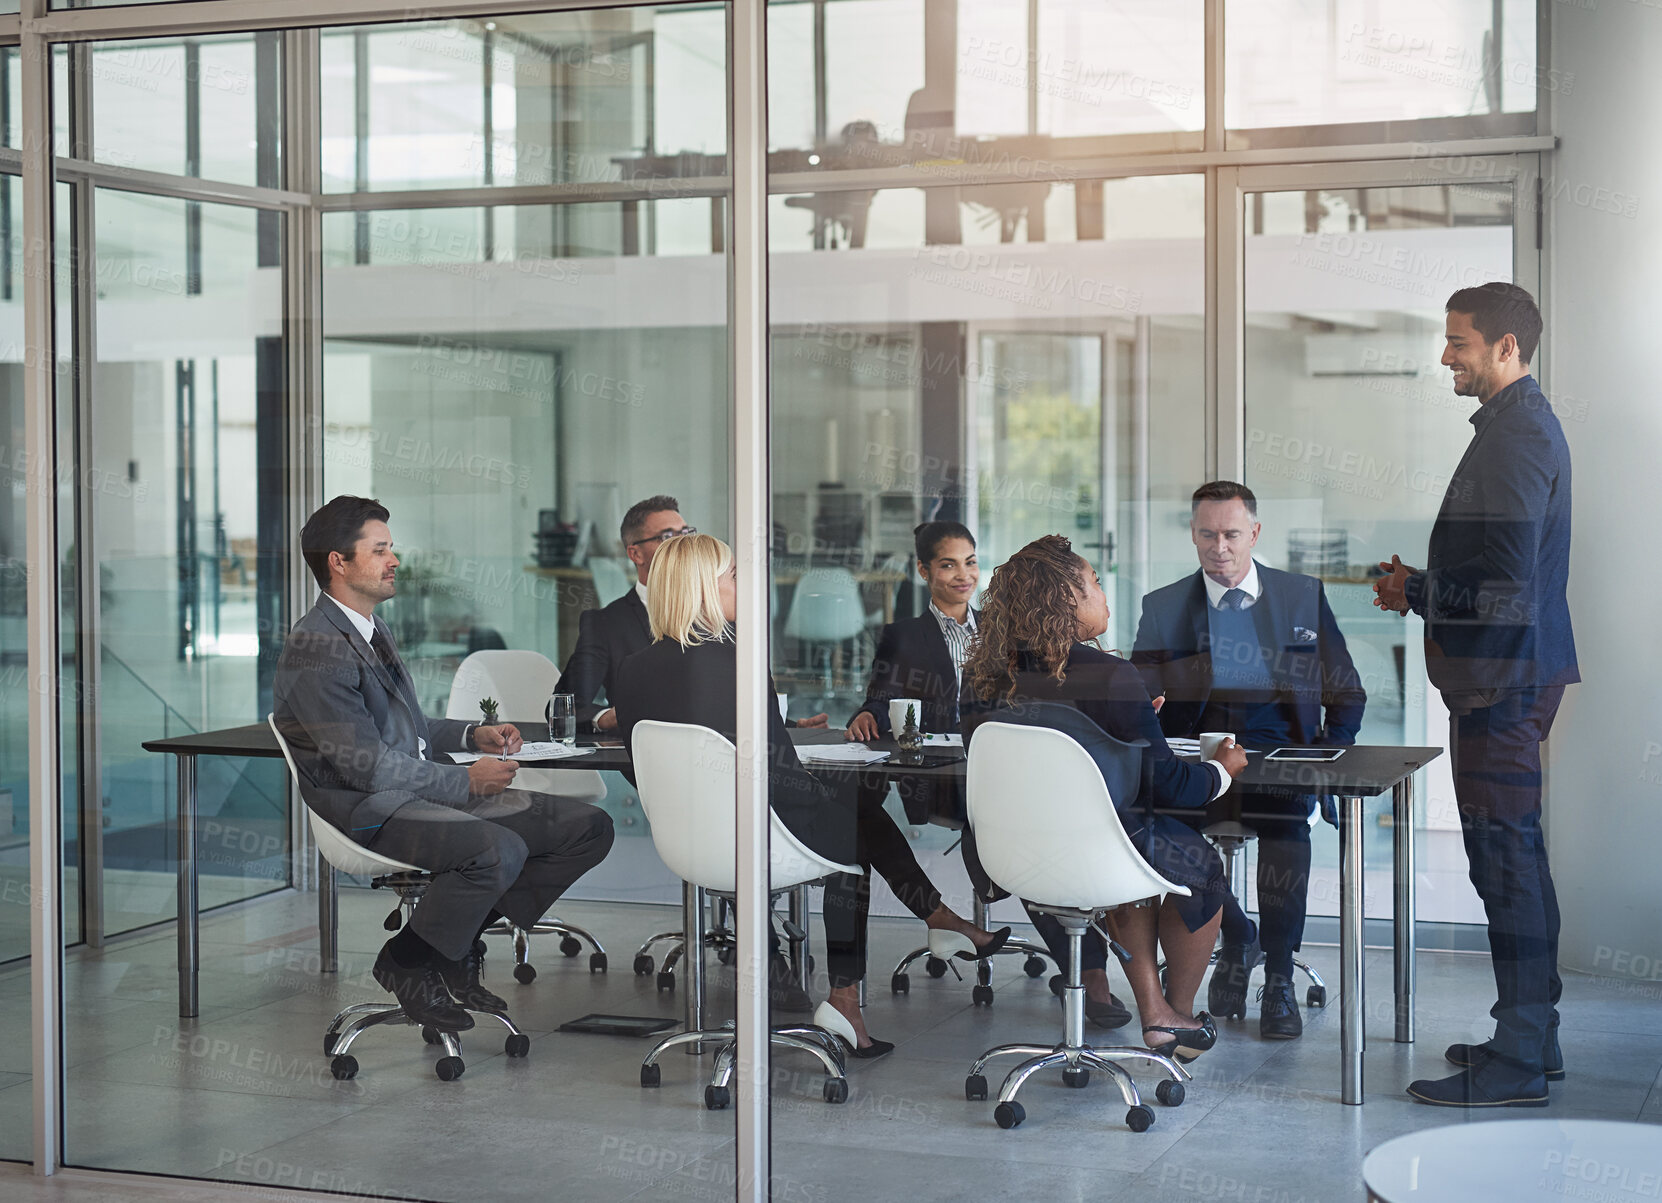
left=645, top=533, right=733, bottom=647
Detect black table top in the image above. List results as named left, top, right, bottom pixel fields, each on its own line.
left=146, top=722, right=1437, bottom=796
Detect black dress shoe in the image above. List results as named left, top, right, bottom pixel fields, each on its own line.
left=373, top=943, right=475, bottom=1032
left=1085, top=994, right=1133, bottom=1030
left=767, top=954, right=814, bottom=1013
left=1408, top=1058, right=1549, bottom=1108
left=1446, top=1033, right=1565, bottom=1081
left=1143, top=1013, right=1217, bottom=1062
left=1258, top=975, right=1303, bottom=1040
left=1208, top=934, right=1264, bottom=1020
left=436, top=939, right=508, bottom=1013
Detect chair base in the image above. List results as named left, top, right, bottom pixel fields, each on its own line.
left=640, top=1020, right=849, bottom=1109
left=484, top=917, right=608, bottom=982
left=1196, top=829, right=1329, bottom=1011
left=967, top=907, right=1189, bottom=1131
left=322, top=1000, right=530, bottom=1083
left=890, top=898, right=1056, bottom=1002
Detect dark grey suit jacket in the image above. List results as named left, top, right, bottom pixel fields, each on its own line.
left=273, top=597, right=474, bottom=842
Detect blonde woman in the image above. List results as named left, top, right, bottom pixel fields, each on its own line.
left=612, top=534, right=1001, bottom=1059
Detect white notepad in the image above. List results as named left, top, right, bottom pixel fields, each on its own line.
left=450, top=742, right=598, bottom=764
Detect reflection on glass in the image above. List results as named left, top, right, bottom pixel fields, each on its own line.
left=1227, top=0, right=1538, bottom=135
left=1244, top=181, right=1516, bottom=926
left=321, top=10, right=727, bottom=193
left=73, top=35, right=283, bottom=187
left=771, top=174, right=1203, bottom=709
left=771, top=0, right=1203, bottom=166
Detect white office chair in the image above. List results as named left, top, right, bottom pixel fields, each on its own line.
left=268, top=715, right=530, bottom=1083
left=587, top=556, right=634, bottom=608
left=632, top=720, right=860, bottom=1110
left=444, top=649, right=609, bottom=978
left=783, top=566, right=869, bottom=706
left=963, top=721, right=1191, bottom=1132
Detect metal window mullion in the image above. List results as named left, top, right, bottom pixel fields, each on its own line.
left=1204, top=0, right=1224, bottom=153
left=1209, top=165, right=1244, bottom=482
left=729, top=1, right=770, bottom=1200
left=22, top=2, right=64, bottom=1176
left=284, top=28, right=324, bottom=892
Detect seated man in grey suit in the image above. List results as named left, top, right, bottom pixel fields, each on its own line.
left=274, top=496, right=615, bottom=1033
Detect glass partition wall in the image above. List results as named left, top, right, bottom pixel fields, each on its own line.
left=8, top=0, right=1552, bottom=1196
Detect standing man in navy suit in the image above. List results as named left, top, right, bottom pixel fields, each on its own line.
left=1376, top=283, right=1578, bottom=1108
left=1133, top=481, right=1366, bottom=1041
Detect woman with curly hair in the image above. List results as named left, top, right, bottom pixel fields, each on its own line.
left=962, top=534, right=1247, bottom=1060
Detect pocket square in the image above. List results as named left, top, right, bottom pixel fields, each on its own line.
left=1292, top=626, right=1318, bottom=643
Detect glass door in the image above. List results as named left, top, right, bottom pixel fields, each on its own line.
left=1237, top=156, right=1539, bottom=930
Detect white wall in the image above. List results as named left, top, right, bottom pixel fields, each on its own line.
left=1546, top=3, right=1662, bottom=981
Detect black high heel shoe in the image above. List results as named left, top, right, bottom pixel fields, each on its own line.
left=926, top=925, right=1013, bottom=962
left=813, top=1002, right=894, bottom=1061
left=1142, top=1013, right=1217, bottom=1062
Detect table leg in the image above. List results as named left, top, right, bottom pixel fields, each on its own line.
left=683, top=883, right=706, bottom=1054
left=318, top=851, right=338, bottom=974
left=176, top=753, right=199, bottom=1019
left=1340, top=793, right=1365, bottom=1105
left=1393, top=776, right=1415, bottom=1044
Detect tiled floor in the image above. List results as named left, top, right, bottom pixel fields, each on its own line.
left=1, top=890, right=1659, bottom=1202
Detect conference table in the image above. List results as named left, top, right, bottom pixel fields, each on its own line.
left=143, top=722, right=1437, bottom=1105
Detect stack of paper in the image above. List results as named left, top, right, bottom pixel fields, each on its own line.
left=1166, top=738, right=1202, bottom=757
left=922, top=733, right=964, bottom=747
left=450, top=742, right=598, bottom=765
left=800, top=744, right=892, bottom=766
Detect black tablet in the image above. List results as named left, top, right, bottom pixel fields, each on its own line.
left=1264, top=747, right=1346, bottom=762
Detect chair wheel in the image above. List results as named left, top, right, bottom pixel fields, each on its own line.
left=1023, top=956, right=1046, bottom=978
left=971, top=984, right=994, bottom=1006
left=590, top=952, right=608, bottom=974
left=1156, top=1079, right=1185, bottom=1107
left=330, top=1054, right=358, bottom=1080
left=435, top=1056, right=466, bottom=1082
left=891, top=973, right=909, bottom=995
left=1062, top=1066, right=1089, bottom=1089
left=925, top=956, right=948, bottom=979
left=560, top=936, right=583, bottom=957
left=1048, top=974, right=1064, bottom=998
left=657, top=971, right=676, bottom=993
left=513, top=963, right=537, bottom=985
left=965, top=1074, right=987, bottom=1101
left=993, top=1101, right=1025, bottom=1130
left=504, top=1033, right=530, bottom=1058
left=421, top=1026, right=441, bottom=1046
left=323, top=1033, right=337, bottom=1055
left=633, top=954, right=655, bottom=976
left=1126, top=1104, right=1154, bottom=1132
left=715, top=946, right=737, bottom=967
left=1307, top=985, right=1327, bottom=1008
left=823, top=1077, right=848, bottom=1104
left=640, top=1063, right=661, bottom=1088
left=704, top=1084, right=731, bottom=1110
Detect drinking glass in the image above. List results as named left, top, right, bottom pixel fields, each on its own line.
left=547, top=693, right=577, bottom=746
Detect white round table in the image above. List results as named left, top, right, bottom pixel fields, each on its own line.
left=1364, top=1119, right=1662, bottom=1202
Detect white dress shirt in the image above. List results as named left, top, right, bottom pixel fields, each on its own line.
left=1196, top=562, right=1259, bottom=798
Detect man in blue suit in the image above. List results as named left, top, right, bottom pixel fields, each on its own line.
left=1376, top=283, right=1578, bottom=1108
left=1133, top=481, right=1366, bottom=1040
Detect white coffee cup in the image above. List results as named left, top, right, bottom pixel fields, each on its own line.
left=1199, top=731, right=1236, bottom=760
left=889, top=698, right=925, bottom=737
left=776, top=692, right=789, bottom=722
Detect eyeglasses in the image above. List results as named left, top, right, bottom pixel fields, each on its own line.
left=627, top=524, right=697, bottom=548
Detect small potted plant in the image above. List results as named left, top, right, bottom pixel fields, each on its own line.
left=896, top=703, right=924, bottom=756
left=478, top=697, right=499, bottom=726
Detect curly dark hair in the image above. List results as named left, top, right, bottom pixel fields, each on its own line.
left=965, top=534, right=1091, bottom=702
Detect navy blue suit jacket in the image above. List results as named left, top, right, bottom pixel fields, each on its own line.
left=1131, top=563, right=1366, bottom=748
left=1404, top=375, right=1579, bottom=693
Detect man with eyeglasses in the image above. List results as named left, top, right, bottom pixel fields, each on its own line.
left=555, top=496, right=829, bottom=735
left=555, top=495, right=696, bottom=732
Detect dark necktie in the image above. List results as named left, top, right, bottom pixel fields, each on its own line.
left=1221, top=588, right=1248, bottom=611
left=369, top=627, right=403, bottom=679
